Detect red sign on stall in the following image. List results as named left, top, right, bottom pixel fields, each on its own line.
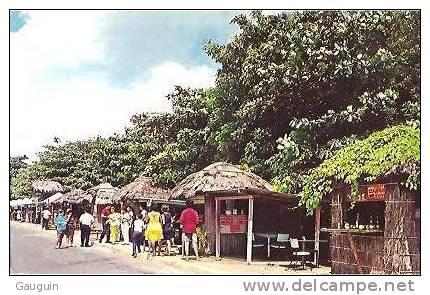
left=220, top=214, right=247, bottom=233
left=367, top=184, right=385, bottom=201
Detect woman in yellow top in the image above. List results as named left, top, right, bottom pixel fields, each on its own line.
left=108, top=207, right=121, bottom=245
left=145, top=205, right=163, bottom=257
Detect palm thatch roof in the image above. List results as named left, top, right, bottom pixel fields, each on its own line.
left=170, top=162, right=273, bottom=200
left=88, top=182, right=118, bottom=205
left=31, top=180, right=64, bottom=194
left=43, top=192, right=65, bottom=204
left=64, top=189, right=93, bottom=204
left=112, top=176, right=170, bottom=203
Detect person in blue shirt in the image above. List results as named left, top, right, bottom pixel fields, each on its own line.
left=55, top=209, right=67, bottom=249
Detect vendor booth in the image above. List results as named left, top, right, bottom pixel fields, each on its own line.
left=321, top=182, right=420, bottom=274
left=111, top=176, right=176, bottom=213
left=31, top=180, right=64, bottom=224
left=171, top=162, right=324, bottom=265
left=88, top=183, right=118, bottom=224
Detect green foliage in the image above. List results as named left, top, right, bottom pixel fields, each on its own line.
left=10, top=11, right=420, bottom=203
left=301, top=125, right=420, bottom=213
left=9, top=155, right=28, bottom=183
left=11, top=162, right=46, bottom=199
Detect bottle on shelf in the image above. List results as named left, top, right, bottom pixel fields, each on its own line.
left=369, top=216, right=374, bottom=230
left=355, top=213, right=360, bottom=229
left=375, top=216, right=380, bottom=230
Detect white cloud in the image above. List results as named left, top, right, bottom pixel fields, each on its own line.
left=10, top=11, right=215, bottom=159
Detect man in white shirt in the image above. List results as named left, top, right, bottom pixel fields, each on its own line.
left=41, top=208, right=51, bottom=230
left=79, top=208, right=94, bottom=247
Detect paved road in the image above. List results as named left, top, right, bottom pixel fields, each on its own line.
left=10, top=222, right=180, bottom=275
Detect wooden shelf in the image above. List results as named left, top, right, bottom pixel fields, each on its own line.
left=320, top=228, right=383, bottom=235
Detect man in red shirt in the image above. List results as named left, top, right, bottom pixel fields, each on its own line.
left=179, top=199, right=199, bottom=260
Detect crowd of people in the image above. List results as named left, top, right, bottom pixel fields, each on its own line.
left=48, top=199, right=200, bottom=260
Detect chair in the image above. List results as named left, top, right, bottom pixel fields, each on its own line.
left=290, top=238, right=311, bottom=269
left=270, top=233, right=289, bottom=258
left=251, top=234, right=266, bottom=258
left=252, top=234, right=265, bottom=248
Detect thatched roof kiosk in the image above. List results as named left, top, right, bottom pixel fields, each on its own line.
left=170, top=162, right=273, bottom=200
left=112, top=176, right=171, bottom=205
left=309, top=125, right=421, bottom=275
left=170, top=162, right=305, bottom=265
left=88, top=183, right=118, bottom=205
left=31, top=180, right=64, bottom=200
left=64, top=189, right=93, bottom=204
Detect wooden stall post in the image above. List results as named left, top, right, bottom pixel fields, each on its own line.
left=215, top=198, right=221, bottom=260
left=246, top=197, right=254, bottom=265
left=204, top=196, right=216, bottom=254
left=314, top=206, right=321, bottom=266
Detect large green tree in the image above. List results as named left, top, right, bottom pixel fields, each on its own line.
left=10, top=10, right=420, bottom=202
left=204, top=10, right=420, bottom=191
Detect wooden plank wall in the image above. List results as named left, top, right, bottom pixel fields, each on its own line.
left=220, top=233, right=247, bottom=256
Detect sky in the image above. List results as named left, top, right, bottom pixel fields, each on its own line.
left=10, top=10, right=241, bottom=160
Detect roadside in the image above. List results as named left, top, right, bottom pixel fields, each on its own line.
left=10, top=221, right=330, bottom=275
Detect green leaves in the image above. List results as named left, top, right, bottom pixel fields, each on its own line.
left=10, top=11, right=420, bottom=205
left=301, top=125, right=420, bottom=213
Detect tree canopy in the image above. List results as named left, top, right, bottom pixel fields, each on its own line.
left=10, top=10, right=420, bottom=208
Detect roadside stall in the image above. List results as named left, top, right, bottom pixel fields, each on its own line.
left=320, top=182, right=420, bottom=274
left=42, top=192, right=66, bottom=226
left=31, top=180, right=64, bottom=224
left=64, top=189, right=93, bottom=215
left=87, top=183, right=118, bottom=224
left=21, top=197, right=37, bottom=223
left=111, top=176, right=173, bottom=214
left=112, top=176, right=185, bottom=245
left=170, top=162, right=322, bottom=265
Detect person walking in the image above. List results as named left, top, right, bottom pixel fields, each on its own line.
left=161, top=205, right=173, bottom=256
left=65, top=209, right=77, bottom=247
left=131, top=214, right=145, bottom=258
left=99, top=205, right=111, bottom=243
left=145, top=205, right=163, bottom=258
left=79, top=207, right=94, bottom=247
left=54, top=209, right=67, bottom=249
left=108, top=207, right=121, bottom=244
left=120, top=208, right=132, bottom=245
left=179, top=199, right=200, bottom=260
left=41, top=207, right=51, bottom=230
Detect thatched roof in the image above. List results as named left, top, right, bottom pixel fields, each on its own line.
left=64, top=189, right=92, bottom=204
left=44, top=192, right=65, bottom=204
left=170, top=162, right=273, bottom=199
left=10, top=197, right=35, bottom=207
left=112, top=176, right=170, bottom=203
left=88, top=182, right=118, bottom=205
left=31, top=180, right=64, bottom=194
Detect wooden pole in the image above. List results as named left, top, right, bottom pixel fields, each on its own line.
left=314, top=206, right=321, bottom=266
left=215, top=198, right=221, bottom=260
left=246, top=197, right=254, bottom=265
